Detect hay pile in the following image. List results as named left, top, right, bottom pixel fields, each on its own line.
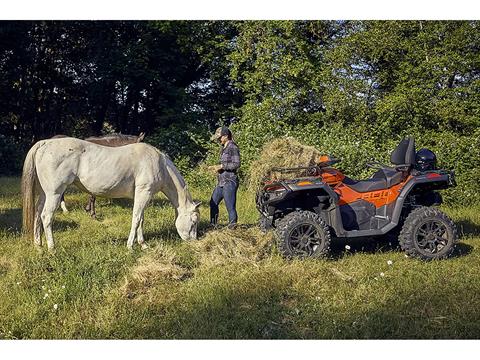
left=191, top=227, right=273, bottom=264
left=120, top=244, right=193, bottom=300
left=248, top=137, right=323, bottom=191
left=121, top=227, right=274, bottom=300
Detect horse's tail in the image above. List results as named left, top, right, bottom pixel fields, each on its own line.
left=22, top=141, right=43, bottom=236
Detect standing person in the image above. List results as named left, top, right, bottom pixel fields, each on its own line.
left=209, top=126, right=241, bottom=229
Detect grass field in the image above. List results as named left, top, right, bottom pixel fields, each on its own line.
left=1, top=176, right=480, bottom=339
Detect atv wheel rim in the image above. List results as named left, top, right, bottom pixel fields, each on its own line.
left=415, top=220, right=449, bottom=255
left=287, top=223, right=322, bottom=256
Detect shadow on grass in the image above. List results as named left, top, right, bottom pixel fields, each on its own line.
left=328, top=236, right=400, bottom=260
left=326, top=235, right=472, bottom=260
left=456, top=219, right=480, bottom=238
left=115, top=280, right=297, bottom=339
left=0, top=208, right=79, bottom=233
left=104, top=198, right=170, bottom=210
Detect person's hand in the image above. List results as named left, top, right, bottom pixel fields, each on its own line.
left=208, top=165, right=222, bottom=173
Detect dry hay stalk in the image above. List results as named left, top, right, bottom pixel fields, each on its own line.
left=191, top=227, right=274, bottom=264
left=120, top=245, right=191, bottom=299
left=121, top=227, right=274, bottom=299
left=248, top=137, right=323, bottom=192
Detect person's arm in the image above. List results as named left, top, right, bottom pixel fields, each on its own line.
left=221, top=144, right=240, bottom=171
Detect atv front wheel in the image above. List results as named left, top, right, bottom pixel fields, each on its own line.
left=259, top=214, right=273, bottom=233
left=399, top=207, right=458, bottom=260
left=275, top=211, right=331, bottom=258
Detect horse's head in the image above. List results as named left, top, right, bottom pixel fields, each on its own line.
left=175, top=201, right=201, bottom=240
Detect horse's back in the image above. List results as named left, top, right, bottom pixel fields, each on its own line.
left=35, top=138, right=164, bottom=198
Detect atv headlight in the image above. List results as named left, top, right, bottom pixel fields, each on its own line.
left=264, top=184, right=287, bottom=201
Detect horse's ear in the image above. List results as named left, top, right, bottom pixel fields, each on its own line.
left=138, top=132, right=145, bottom=142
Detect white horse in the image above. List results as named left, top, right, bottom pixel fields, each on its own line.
left=22, top=137, right=200, bottom=250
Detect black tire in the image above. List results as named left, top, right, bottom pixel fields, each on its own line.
left=399, top=206, right=458, bottom=260
left=259, top=214, right=272, bottom=234
left=275, top=211, right=331, bottom=258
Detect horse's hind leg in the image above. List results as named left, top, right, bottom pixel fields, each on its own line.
left=90, top=195, right=96, bottom=219
left=60, top=193, right=69, bottom=213
left=41, top=193, right=63, bottom=251
left=85, top=195, right=96, bottom=219
left=34, top=190, right=46, bottom=247
left=84, top=196, right=91, bottom=212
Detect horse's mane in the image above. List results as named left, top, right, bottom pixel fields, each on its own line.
left=85, top=133, right=137, bottom=141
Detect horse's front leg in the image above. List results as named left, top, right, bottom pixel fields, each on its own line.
left=136, top=216, right=148, bottom=249
left=127, top=189, right=152, bottom=249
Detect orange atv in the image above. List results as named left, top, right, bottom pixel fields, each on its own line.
left=256, top=137, right=458, bottom=260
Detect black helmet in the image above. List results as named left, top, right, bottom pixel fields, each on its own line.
left=415, top=148, right=437, bottom=171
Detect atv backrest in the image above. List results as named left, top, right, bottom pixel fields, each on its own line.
left=391, top=137, right=416, bottom=167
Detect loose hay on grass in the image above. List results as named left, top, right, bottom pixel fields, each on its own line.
left=248, top=137, right=323, bottom=192
left=122, top=227, right=275, bottom=298
left=121, top=245, right=192, bottom=299
left=192, top=227, right=274, bottom=263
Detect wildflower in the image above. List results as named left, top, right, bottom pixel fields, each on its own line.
left=380, top=272, right=385, bottom=277
left=61, top=285, right=65, bottom=289
left=53, top=304, right=58, bottom=310
left=387, top=260, right=393, bottom=266
left=345, top=245, right=351, bottom=250
left=43, top=293, right=49, bottom=299
left=16, top=281, right=21, bottom=285
left=48, top=289, right=52, bottom=293
left=41, top=285, right=46, bottom=290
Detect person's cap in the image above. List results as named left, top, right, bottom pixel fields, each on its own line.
left=211, top=126, right=231, bottom=141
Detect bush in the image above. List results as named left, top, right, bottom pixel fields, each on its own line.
left=233, top=119, right=480, bottom=207
left=146, top=122, right=218, bottom=189
left=0, top=135, right=25, bottom=176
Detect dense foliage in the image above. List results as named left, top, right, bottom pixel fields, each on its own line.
left=0, top=20, right=479, bottom=204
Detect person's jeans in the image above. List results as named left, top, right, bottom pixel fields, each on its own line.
left=210, top=180, right=239, bottom=225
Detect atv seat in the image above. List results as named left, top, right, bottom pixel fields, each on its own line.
left=343, top=176, right=390, bottom=192
left=343, top=137, right=416, bottom=193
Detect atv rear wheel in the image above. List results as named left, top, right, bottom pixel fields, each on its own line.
left=399, top=207, right=458, bottom=260
left=275, top=211, right=331, bottom=258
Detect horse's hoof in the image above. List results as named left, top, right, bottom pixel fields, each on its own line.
left=141, top=243, right=149, bottom=250
left=47, top=248, right=56, bottom=255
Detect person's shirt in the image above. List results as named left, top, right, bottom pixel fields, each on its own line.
left=218, top=140, right=240, bottom=186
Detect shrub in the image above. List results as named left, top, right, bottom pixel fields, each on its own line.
left=0, top=135, right=25, bottom=176
left=233, top=119, right=480, bottom=206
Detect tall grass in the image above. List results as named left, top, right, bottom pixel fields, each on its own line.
left=1, top=176, right=480, bottom=339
